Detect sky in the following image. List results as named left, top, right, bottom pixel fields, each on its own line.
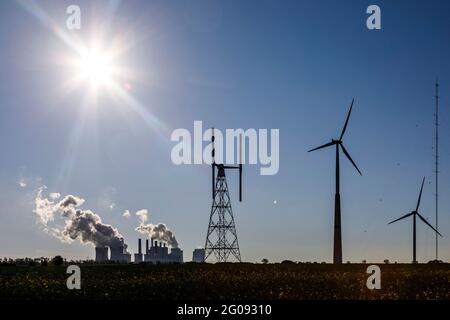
left=1, top=0, right=450, bottom=263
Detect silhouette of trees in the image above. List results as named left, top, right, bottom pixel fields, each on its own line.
left=51, top=256, right=64, bottom=266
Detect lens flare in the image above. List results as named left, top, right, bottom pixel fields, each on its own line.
left=76, top=48, right=114, bottom=88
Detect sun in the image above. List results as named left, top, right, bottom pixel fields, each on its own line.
left=75, top=47, right=115, bottom=88
left=57, top=30, right=133, bottom=97
left=61, top=38, right=128, bottom=96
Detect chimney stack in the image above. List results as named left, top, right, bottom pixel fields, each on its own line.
left=134, top=239, right=143, bottom=263
left=146, top=239, right=149, bottom=254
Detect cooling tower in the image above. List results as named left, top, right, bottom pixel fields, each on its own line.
left=95, top=246, right=109, bottom=262
left=110, top=245, right=125, bottom=262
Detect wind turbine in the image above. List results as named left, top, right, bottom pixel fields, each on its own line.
left=308, top=99, right=362, bottom=264
left=388, top=177, right=442, bottom=264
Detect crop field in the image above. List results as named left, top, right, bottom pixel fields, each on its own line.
left=0, top=263, right=449, bottom=300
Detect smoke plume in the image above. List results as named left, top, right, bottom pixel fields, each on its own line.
left=134, top=209, right=179, bottom=248
left=34, top=187, right=128, bottom=250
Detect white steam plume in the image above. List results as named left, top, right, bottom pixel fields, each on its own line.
left=34, top=187, right=128, bottom=250
left=134, top=209, right=179, bottom=248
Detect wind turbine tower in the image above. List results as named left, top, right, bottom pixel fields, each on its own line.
left=388, top=177, right=442, bottom=263
left=308, top=99, right=362, bottom=264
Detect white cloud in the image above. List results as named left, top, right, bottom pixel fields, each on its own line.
left=135, top=209, right=148, bottom=223
left=122, top=210, right=131, bottom=218
left=18, top=178, right=27, bottom=188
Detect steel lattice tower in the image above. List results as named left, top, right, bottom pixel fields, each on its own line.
left=204, top=128, right=243, bottom=263
left=204, top=164, right=241, bottom=262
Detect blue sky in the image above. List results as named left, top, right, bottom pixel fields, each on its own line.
left=1, top=0, right=450, bottom=263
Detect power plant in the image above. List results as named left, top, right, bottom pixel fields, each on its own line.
left=95, top=245, right=131, bottom=263
left=95, top=238, right=183, bottom=263
left=192, top=248, right=205, bottom=263
left=95, top=238, right=132, bottom=263
left=143, top=238, right=183, bottom=263
left=110, top=239, right=132, bottom=263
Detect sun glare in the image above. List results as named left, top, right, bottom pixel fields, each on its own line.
left=76, top=47, right=114, bottom=88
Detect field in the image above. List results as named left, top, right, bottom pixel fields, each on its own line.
left=0, top=263, right=449, bottom=300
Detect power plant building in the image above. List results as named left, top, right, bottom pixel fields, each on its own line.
left=192, top=248, right=205, bottom=263
left=169, top=247, right=183, bottom=263
left=95, top=238, right=183, bottom=264
left=140, top=238, right=183, bottom=263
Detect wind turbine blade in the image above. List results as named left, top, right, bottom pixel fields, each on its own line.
left=239, top=133, right=243, bottom=202
left=212, top=164, right=215, bottom=199
left=340, top=98, right=354, bottom=140
left=308, top=141, right=334, bottom=152
left=417, top=213, right=443, bottom=237
left=415, top=176, right=425, bottom=212
left=212, top=127, right=216, bottom=199
left=341, top=144, right=362, bottom=175
left=222, top=165, right=240, bottom=169
left=388, top=212, right=413, bottom=224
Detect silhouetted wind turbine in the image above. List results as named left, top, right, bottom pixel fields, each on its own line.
left=308, top=99, right=362, bottom=264
left=388, top=177, right=442, bottom=264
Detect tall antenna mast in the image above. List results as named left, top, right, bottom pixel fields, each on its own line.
left=434, top=80, right=439, bottom=261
